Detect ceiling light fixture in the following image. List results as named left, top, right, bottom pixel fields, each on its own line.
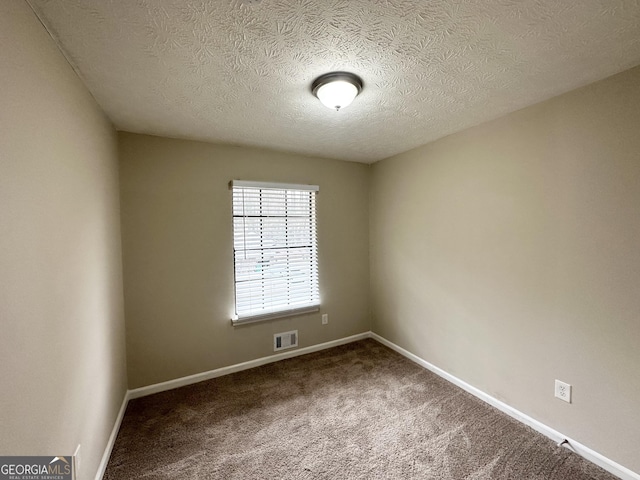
left=312, top=72, right=363, bottom=111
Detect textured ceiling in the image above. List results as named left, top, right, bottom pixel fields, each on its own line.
left=29, top=0, right=640, bottom=163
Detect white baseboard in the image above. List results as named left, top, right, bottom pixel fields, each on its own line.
left=128, top=331, right=370, bottom=399
left=370, top=332, right=639, bottom=480
left=94, top=391, right=129, bottom=480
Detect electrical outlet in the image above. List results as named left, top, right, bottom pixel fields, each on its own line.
left=321, top=314, right=328, bottom=325
left=555, top=380, right=571, bottom=403
left=73, top=444, right=81, bottom=478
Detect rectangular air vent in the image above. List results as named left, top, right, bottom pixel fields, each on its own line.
left=274, top=330, right=298, bottom=352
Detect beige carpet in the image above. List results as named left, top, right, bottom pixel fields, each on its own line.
left=104, top=339, right=616, bottom=479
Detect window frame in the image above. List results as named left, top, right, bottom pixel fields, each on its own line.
left=230, top=180, right=320, bottom=325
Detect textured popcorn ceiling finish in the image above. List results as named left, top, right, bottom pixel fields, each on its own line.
left=31, top=0, right=640, bottom=163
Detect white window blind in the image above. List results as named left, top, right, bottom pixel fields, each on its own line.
left=231, top=180, right=320, bottom=323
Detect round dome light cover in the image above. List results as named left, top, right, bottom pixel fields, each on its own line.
left=312, top=72, right=363, bottom=111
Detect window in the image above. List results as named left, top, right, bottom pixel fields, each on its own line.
left=231, top=180, right=320, bottom=324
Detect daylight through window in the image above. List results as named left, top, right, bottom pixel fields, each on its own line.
left=231, top=180, right=320, bottom=324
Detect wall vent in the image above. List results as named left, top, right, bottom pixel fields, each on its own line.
left=274, top=330, right=298, bottom=352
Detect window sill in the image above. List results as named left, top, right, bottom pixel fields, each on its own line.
left=231, top=305, right=320, bottom=326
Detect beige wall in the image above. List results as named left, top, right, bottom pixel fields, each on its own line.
left=119, top=133, right=370, bottom=388
left=370, top=65, right=640, bottom=473
left=0, top=2, right=127, bottom=480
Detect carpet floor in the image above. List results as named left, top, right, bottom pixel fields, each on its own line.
left=104, top=339, right=617, bottom=479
